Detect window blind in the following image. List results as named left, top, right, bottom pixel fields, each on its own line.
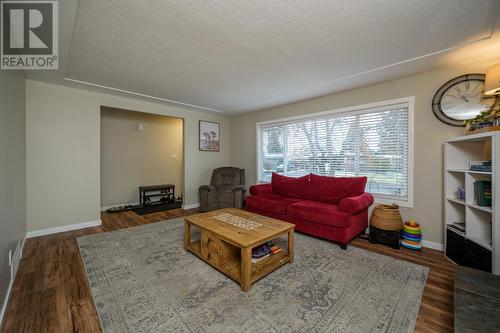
left=259, top=102, right=410, bottom=202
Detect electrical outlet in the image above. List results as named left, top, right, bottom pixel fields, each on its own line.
left=170, top=153, right=177, bottom=159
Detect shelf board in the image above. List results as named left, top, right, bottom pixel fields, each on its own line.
left=468, top=170, right=492, bottom=175
left=144, top=194, right=174, bottom=198
left=445, top=131, right=497, bottom=143
left=187, top=240, right=290, bottom=287
left=467, top=203, right=492, bottom=213
left=447, top=168, right=466, bottom=173
left=446, top=224, right=465, bottom=236
left=446, top=168, right=492, bottom=175
left=467, top=237, right=493, bottom=251
left=447, top=198, right=465, bottom=205
left=251, top=251, right=289, bottom=283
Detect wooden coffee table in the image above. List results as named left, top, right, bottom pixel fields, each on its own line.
left=184, top=208, right=295, bottom=291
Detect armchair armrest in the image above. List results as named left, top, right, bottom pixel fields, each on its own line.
left=338, top=192, right=374, bottom=214
left=249, top=183, right=273, bottom=196
left=231, top=185, right=246, bottom=193
left=199, top=185, right=216, bottom=192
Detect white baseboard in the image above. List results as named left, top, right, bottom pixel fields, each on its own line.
left=421, top=240, right=444, bottom=251
left=1, top=236, right=26, bottom=326
left=10, top=240, right=23, bottom=281
left=101, top=202, right=139, bottom=211
left=182, top=203, right=200, bottom=210
left=0, top=270, right=14, bottom=328
left=26, top=220, right=102, bottom=238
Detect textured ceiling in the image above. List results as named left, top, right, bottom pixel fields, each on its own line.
left=28, top=0, right=500, bottom=114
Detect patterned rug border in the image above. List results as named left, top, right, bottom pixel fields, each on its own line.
left=77, top=217, right=429, bottom=333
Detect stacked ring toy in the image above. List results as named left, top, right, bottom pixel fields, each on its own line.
left=401, top=220, right=422, bottom=250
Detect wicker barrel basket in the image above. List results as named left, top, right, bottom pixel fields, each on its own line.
left=370, top=204, right=403, bottom=231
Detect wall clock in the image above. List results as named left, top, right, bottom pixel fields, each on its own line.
left=432, top=74, right=495, bottom=127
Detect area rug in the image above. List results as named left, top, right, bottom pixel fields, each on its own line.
left=77, top=218, right=428, bottom=333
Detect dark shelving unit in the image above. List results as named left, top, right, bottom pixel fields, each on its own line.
left=139, top=184, right=179, bottom=206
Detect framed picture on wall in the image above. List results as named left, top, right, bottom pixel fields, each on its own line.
left=199, top=120, right=220, bottom=152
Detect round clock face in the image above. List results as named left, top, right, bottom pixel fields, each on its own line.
left=432, top=74, right=495, bottom=126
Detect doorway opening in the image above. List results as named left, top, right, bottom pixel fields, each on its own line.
left=100, top=106, right=184, bottom=214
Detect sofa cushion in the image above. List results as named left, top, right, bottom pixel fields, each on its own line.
left=246, top=195, right=301, bottom=215
left=287, top=200, right=351, bottom=228
left=309, top=174, right=367, bottom=205
left=271, top=173, right=310, bottom=199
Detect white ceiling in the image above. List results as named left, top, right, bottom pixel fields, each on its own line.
left=26, top=0, right=500, bottom=115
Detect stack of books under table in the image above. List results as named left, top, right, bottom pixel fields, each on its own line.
left=251, top=241, right=282, bottom=263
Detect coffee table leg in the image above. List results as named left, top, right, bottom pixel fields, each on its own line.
left=288, top=229, right=294, bottom=264
left=184, top=220, right=190, bottom=251
left=241, top=247, right=252, bottom=292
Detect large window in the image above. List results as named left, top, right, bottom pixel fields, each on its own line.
left=258, top=98, right=413, bottom=206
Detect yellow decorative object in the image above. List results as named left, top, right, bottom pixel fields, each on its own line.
left=407, top=219, right=418, bottom=227
left=403, top=224, right=421, bottom=232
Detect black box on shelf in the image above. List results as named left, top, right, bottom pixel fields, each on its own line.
left=446, top=227, right=465, bottom=265
left=464, top=239, right=492, bottom=273
left=446, top=227, right=492, bottom=273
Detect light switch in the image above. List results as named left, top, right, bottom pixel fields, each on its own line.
left=137, top=123, right=144, bottom=132
left=170, top=153, right=177, bottom=159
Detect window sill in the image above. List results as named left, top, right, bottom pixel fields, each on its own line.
left=372, top=196, right=413, bottom=208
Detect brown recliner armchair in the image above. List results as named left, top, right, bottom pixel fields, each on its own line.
left=199, top=167, right=246, bottom=212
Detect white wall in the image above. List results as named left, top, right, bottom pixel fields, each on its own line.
left=0, top=71, right=26, bottom=317
left=24, top=57, right=500, bottom=244
left=230, top=57, right=500, bottom=246
left=26, top=80, right=230, bottom=232
left=100, top=108, right=184, bottom=207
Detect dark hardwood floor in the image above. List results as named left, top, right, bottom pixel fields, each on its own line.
left=1, top=209, right=454, bottom=332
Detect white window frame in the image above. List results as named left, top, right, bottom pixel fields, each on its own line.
left=256, top=97, right=415, bottom=208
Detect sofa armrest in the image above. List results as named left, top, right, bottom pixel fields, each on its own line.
left=249, top=183, right=273, bottom=196
left=199, top=185, right=216, bottom=192
left=338, top=193, right=374, bottom=214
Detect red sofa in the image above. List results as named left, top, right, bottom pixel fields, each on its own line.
left=246, top=173, right=374, bottom=249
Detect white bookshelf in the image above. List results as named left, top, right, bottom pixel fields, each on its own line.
left=444, top=132, right=499, bottom=274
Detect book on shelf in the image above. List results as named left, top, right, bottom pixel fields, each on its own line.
left=271, top=247, right=282, bottom=255
left=252, top=244, right=271, bottom=258
left=251, top=253, right=270, bottom=263
left=252, top=241, right=283, bottom=262
left=474, top=181, right=492, bottom=207
left=469, top=160, right=492, bottom=172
